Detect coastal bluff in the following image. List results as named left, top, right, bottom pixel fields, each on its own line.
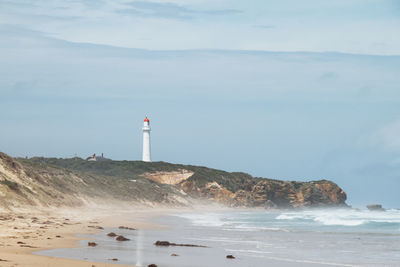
left=0, top=152, right=347, bottom=209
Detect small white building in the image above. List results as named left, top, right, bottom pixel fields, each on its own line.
left=87, top=153, right=107, bottom=161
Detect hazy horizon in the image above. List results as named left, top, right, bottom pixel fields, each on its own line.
left=1, top=0, right=400, bottom=208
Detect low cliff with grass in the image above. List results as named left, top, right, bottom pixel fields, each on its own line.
left=0, top=152, right=347, bottom=209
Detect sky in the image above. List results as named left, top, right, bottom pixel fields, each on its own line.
left=0, top=0, right=400, bottom=208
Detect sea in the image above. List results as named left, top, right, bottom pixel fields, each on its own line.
left=36, top=208, right=400, bottom=267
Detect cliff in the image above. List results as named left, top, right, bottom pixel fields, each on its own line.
left=0, top=152, right=347, bottom=209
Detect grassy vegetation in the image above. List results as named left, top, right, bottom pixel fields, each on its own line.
left=19, top=157, right=257, bottom=193
left=23, top=157, right=183, bottom=177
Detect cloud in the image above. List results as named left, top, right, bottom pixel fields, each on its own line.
left=118, top=1, right=192, bottom=20
left=1, top=20, right=400, bottom=207
left=117, top=1, right=241, bottom=20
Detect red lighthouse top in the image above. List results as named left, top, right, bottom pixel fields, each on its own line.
left=144, top=116, right=150, bottom=122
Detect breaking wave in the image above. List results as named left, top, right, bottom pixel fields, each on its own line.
left=276, top=209, right=400, bottom=228
left=175, top=208, right=400, bottom=234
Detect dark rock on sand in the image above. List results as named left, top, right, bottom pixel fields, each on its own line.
left=118, top=226, right=136, bottom=230
left=226, top=255, right=235, bottom=259
left=155, top=241, right=170, bottom=246
left=154, top=240, right=207, bottom=248
left=107, top=232, right=117, bottom=237
left=366, top=204, right=385, bottom=211
left=116, top=235, right=130, bottom=241
left=148, top=264, right=158, bottom=267
left=88, top=242, right=98, bottom=247
left=88, top=225, right=104, bottom=230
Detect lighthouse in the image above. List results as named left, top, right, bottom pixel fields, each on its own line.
left=142, top=116, right=151, bottom=162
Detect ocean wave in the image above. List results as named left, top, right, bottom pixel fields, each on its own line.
left=174, top=209, right=400, bottom=234
left=172, top=212, right=227, bottom=227
left=233, top=225, right=290, bottom=232
left=276, top=209, right=400, bottom=227
left=276, top=214, right=305, bottom=220
left=314, top=217, right=366, bottom=226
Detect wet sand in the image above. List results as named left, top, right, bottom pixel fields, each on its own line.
left=0, top=205, right=170, bottom=267
left=33, top=208, right=366, bottom=267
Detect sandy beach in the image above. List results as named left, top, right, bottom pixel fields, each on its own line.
left=0, top=205, right=170, bottom=267
left=1, top=205, right=400, bottom=267
left=30, top=207, right=400, bottom=267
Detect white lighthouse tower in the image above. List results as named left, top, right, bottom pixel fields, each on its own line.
left=142, top=116, right=151, bottom=162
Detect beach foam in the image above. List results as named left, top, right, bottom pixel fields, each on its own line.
left=276, top=209, right=400, bottom=228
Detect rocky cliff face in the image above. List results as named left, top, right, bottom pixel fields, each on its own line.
left=0, top=152, right=347, bottom=209
left=142, top=170, right=194, bottom=185
left=180, top=177, right=346, bottom=208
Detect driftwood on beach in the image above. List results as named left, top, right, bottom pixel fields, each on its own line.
left=154, top=241, right=208, bottom=248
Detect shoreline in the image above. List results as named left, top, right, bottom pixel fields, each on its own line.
left=33, top=207, right=381, bottom=267
left=0, top=205, right=185, bottom=267
left=3, top=206, right=394, bottom=267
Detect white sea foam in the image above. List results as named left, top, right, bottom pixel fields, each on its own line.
left=173, top=212, right=227, bottom=227
left=233, top=225, right=290, bottom=232
left=175, top=209, right=400, bottom=235
left=263, top=256, right=360, bottom=267
left=315, top=218, right=365, bottom=226
left=275, top=214, right=304, bottom=220
left=224, top=249, right=359, bottom=266
left=276, top=209, right=400, bottom=227
left=225, top=248, right=273, bottom=254
left=184, top=237, right=263, bottom=245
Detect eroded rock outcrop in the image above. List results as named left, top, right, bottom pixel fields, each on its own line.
left=142, top=170, right=194, bottom=185
left=180, top=178, right=346, bottom=208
